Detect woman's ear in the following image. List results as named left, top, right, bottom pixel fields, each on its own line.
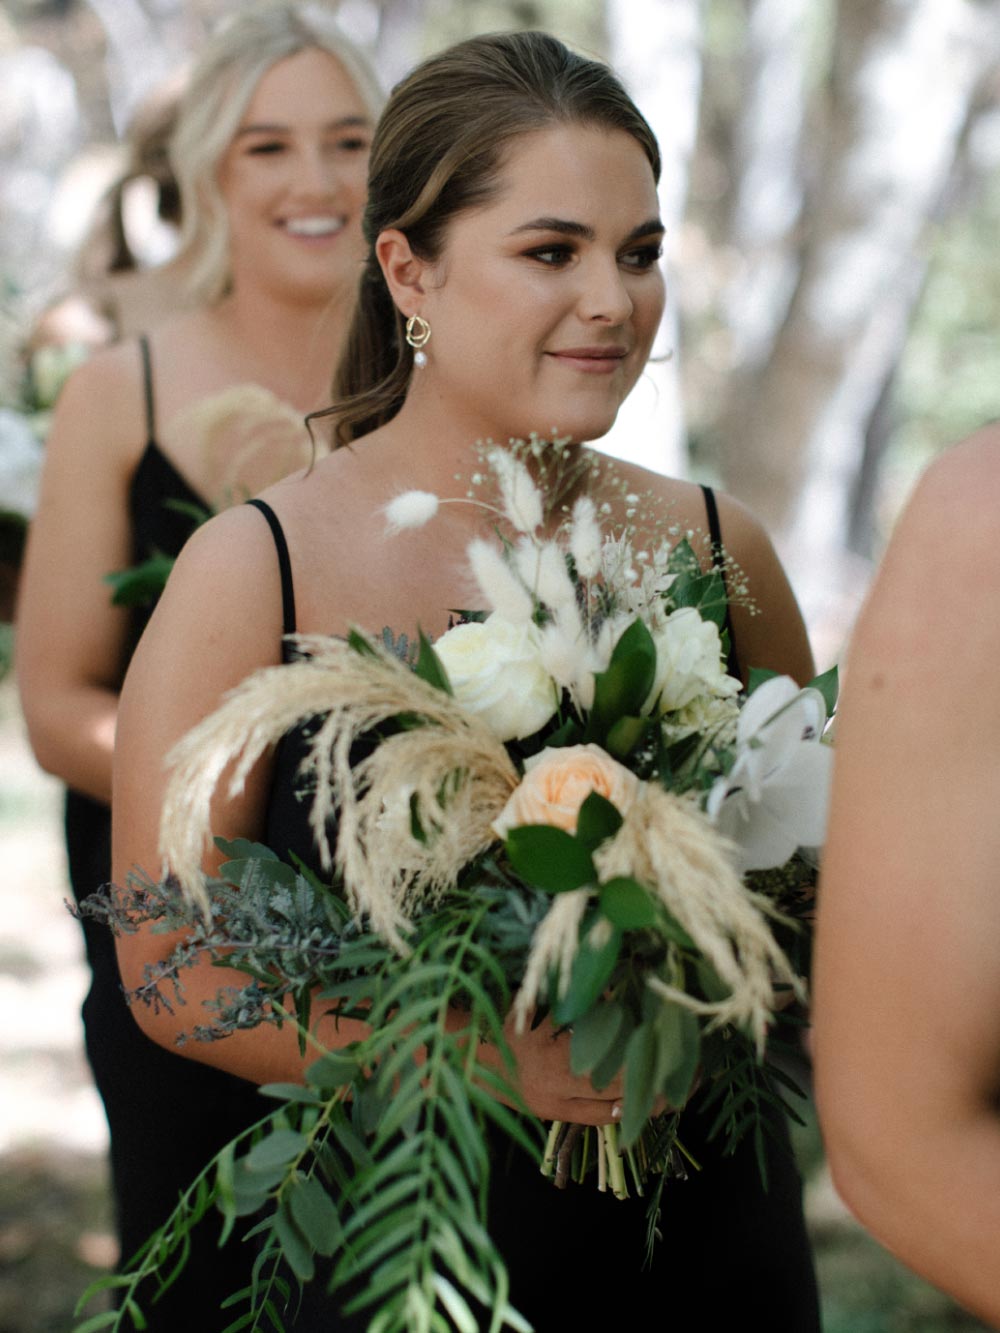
left=375, top=229, right=430, bottom=319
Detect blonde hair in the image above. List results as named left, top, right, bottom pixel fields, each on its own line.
left=170, top=1, right=382, bottom=305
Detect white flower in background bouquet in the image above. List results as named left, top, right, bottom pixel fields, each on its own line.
left=82, top=438, right=835, bottom=1333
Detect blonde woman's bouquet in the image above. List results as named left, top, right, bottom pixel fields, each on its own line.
left=78, top=441, right=834, bottom=1333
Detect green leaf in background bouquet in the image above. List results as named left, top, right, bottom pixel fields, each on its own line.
left=569, top=998, right=628, bottom=1077
left=504, top=825, right=596, bottom=893
left=218, top=854, right=298, bottom=892
left=658, top=1002, right=701, bottom=1109
left=746, top=666, right=780, bottom=696
left=414, top=628, right=453, bottom=694
left=666, top=537, right=728, bottom=628
left=599, top=875, right=656, bottom=929
left=605, top=712, right=654, bottom=760
left=574, top=790, right=624, bottom=850
left=104, top=551, right=177, bottom=607
left=808, top=663, right=839, bottom=714
left=621, top=1021, right=660, bottom=1145
left=586, top=616, right=656, bottom=742
left=552, top=912, right=622, bottom=1026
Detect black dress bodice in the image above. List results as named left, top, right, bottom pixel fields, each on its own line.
left=246, top=497, right=822, bottom=1330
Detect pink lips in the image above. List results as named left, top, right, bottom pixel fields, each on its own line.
left=547, top=346, right=629, bottom=374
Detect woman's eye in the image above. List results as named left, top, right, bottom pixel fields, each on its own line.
left=246, top=141, right=286, bottom=156
left=333, top=136, right=371, bottom=154
left=526, top=245, right=574, bottom=267
left=621, top=243, right=663, bottom=272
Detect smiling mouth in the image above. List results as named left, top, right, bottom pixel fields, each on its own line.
left=282, top=216, right=346, bottom=237
left=547, top=347, right=629, bottom=372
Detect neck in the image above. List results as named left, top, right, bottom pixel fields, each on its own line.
left=211, top=281, right=353, bottom=414
left=373, top=380, right=591, bottom=513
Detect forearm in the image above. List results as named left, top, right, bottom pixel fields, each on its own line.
left=825, top=1103, right=1000, bottom=1326
left=21, top=683, right=118, bottom=803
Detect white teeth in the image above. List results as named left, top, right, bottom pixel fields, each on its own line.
left=284, top=216, right=345, bottom=236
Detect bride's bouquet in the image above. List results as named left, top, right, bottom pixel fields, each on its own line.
left=78, top=440, right=834, bottom=1333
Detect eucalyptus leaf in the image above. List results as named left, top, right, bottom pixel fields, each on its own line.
left=288, top=1175, right=342, bottom=1256
left=274, top=1200, right=315, bottom=1282
left=656, top=1002, right=702, bottom=1109
left=246, top=1129, right=308, bottom=1173
left=621, top=1020, right=660, bottom=1146
left=305, top=1050, right=360, bottom=1093
left=258, top=1083, right=323, bottom=1106
left=504, top=825, right=595, bottom=894
left=569, top=999, right=626, bottom=1076
left=219, top=857, right=298, bottom=891
left=214, top=836, right=281, bottom=863
left=552, top=916, right=622, bottom=1026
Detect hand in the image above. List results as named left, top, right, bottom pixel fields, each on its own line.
left=480, top=1010, right=623, bottom=1127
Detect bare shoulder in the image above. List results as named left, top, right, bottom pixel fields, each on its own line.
left=47, top=338, right=146, bottom=453
left=852, top=428, right=1000, bottom=675
left=883, top=427, right=1000, bottom=577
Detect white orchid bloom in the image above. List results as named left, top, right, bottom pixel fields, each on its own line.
left=707, top=675, right=833, bottom=872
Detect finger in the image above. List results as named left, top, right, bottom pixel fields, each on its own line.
left=551, top=1096, right=622, bottom=1127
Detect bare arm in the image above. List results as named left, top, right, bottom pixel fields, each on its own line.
left=112, top=503, right=623, bottom=1119
left=17, top=347, right=141, bottom=802
left=814, top=430, right=1000, bottom=1326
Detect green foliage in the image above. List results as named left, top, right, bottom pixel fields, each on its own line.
left=586, top=616, right=656, bottom=743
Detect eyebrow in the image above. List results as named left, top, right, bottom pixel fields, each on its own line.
left=509, top=216, right=665, bottom=243
left=234, top=115, right=371, bottom=138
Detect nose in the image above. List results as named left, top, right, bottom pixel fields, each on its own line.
left=578, top=256, right=634, bottom=325
left=296, top=143, right=338, bottom=198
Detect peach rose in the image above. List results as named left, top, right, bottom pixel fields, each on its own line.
left=492, top=743, right=640, bottom=839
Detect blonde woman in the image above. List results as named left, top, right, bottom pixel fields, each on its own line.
left=17, top=4, right=379, bottom=1323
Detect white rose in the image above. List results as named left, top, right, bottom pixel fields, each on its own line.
left=647, top=607, right=741, bottom=714
left=433, top=615, right=558, bottom=741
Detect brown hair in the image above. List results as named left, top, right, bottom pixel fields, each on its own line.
left=324, top=29, right=660, bottom=447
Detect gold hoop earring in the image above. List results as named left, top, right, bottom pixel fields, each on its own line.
left=405, top=314, right=431, bottom=368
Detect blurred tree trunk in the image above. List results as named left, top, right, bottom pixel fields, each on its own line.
left=721, top=0, right=812, bottom=376
left=601, top=0, right=705, bottom=476
left=720, top=0, right=1000, bottom=559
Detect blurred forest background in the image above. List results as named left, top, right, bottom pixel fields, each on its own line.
left=0, top=0, right=999, bottom=1330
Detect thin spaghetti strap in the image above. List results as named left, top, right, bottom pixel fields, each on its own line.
left=246, top=498, right=298, bottom=644
left=138, top=334, right=156, bottom=446
left=699, top=483, right=741, bottom=681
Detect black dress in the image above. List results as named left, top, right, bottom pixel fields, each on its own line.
left=250, top=496, right=823, bottom=1331
left=65, top=337, right=264, bottom=1328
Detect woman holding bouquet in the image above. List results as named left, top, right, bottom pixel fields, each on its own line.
left=815, top=424, right=1000, bottom=1327
left=113, top=30, right=821, bottom=1328
left=17, top=4, right=380, bottom=1323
